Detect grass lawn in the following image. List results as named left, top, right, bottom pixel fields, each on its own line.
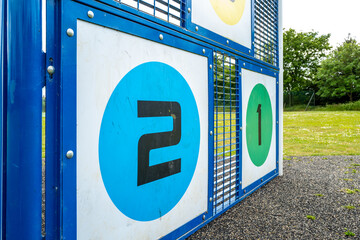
left=284, top=111, right=360, bottom=156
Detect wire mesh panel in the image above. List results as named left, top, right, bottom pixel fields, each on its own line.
left=254, top=0, right=278, bottom=66
left=213, top=52, right=240, bottom=215
left=116, top=0, right=185, bottom=26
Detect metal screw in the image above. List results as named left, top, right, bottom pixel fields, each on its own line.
left=66, top=150, right=74, bottom=159
left=261, top=68, right=263, bottom=72
left=243, top=63, right=245, bottom=66
left=277, top=121, right=279, bottom=124
left=159, top=34, right=163, bottom=40
left=244, top=189, right=246, bottom=194
left=87, top=10, right=94, bottom=18
left=277, top=161, right=279, bottom=164
left=240, top=181, right=242, bottom=185
left=277, top=82, right=279, bottom=84
left=274, top=73, right=277, bottom=76
left=209, top=64, right=213, bottom=69
left=209, top=197, right=213, bottom=202
left=66, top=28, right=74, bottom=37
left=188, top=8, right=191, bottom=13
left=240, top=127, right=243, bottom=130
left=47, top=66, right=55, bottom=75
left=227, top=40, right=229, bottom=44
left=202, top=215, right=206, bottom=220
left=210, top=131, right=213, bottom=136
left=249, top=50, right=251, bottom=53
left=261, top=179, right=263, bottom=182
left=202, top=49, right=205, bottom=54
left=195, top=26, right=199, bottom=31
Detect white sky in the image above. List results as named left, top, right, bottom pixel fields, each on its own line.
left=283, top=0, right=360, bottom=47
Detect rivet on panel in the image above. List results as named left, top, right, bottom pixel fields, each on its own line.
left=195, top=26, right=199, bottom=31
left=240, top=181, right=242, bottom=185
left=87, top=10, right=94, bottom=18
left=210, top=131, right=213, bottom=136
left=210, top=64, right=213, bottom=69
left=47, top=66, right=55, bottom=75
left=202, top=49, right=206, bottom=54
left=244, top=189, right=246, bottom=194
left=159, top=34, right=164, bottom=40
left=202, top=215, right=206, bottom=221
left=188, top=8, right=191, bottom=13
left=261, top=179, right=263, bottom=182
left=277, top=121, right=279, bottom=124
left=249, top=50, right=251, bottom=53
left=209, top=197, right=213, bottom=202
left=227, top=40, right=229, bottom=44
left=66, top=150, right=74, bottom=159
left=240, top=127, right=243, bottom=130
left=243, top=63, right=246, bottom=67
left=66, top=28, right=74, bottom=37
left=277, top=82, right=279, bottom=84
left=261, top=68, right=263, bottom=72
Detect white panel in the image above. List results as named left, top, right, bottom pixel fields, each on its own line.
left=242, top=69, right=276, bottom=188
left=192, top=0, right=252, bottom=49
left=77, top=21, right=208, bottom=239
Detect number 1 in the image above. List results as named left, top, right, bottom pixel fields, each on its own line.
left=257, top=104, right=261, bottom=145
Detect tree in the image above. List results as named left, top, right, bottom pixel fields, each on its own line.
left=317, top=37, right=360, bottom=102
left=283, top=29, right=331, bottom=93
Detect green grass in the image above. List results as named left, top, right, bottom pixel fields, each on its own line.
left=285, top=100, right=360, bottom=112
left=284, top=111, right=360, bottom=156
left=306, top=215, right=316, bottom=220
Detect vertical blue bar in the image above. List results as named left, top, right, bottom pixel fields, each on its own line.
left=0, top=0, right=5, bottom=237
left=5, top=0, right=43, bottom=238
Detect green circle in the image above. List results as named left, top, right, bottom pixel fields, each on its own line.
left=246, top=84, right=273, bottom=167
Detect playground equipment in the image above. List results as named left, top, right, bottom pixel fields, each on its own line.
left=0, top=0, right=283, bottom=239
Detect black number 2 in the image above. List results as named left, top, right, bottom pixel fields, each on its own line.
left=257, top=104, right=262, bottom=146
left=137, top=101, right=181, bottom=186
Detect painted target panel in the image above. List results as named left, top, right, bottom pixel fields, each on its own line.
left=242, top=69, right=276, bottom=188
left=191, top=0, right=252, bottom=49
left=76, top=21, right=208, bottom=239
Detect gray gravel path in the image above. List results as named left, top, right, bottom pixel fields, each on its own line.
left=188, top=156, right=360, bottom=240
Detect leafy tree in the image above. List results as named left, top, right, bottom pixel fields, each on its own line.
left=283, top=29, right=331, bottom=93
left=317, top=37, right=360, bottom=102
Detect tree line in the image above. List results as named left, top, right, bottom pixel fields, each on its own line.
left=284, top=29, right=360, bottom=105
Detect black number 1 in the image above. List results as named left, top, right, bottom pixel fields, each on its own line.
left=137, top=101, right=181, bottom=186
left=257, top=104, right=261, bottom=146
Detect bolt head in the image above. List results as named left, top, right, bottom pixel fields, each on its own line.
left=47, top=66, right=55, bottom=75
left=195, top=26, right=199, bottom=31
left=227, top=40, right=229, bottom=44
left=87, top=10, right=94, bottom=18
left=209, top=64, right=213, bottom=69
left=202, top=49, right=205, bottom=54
left=159, top=34, right=164, bottom=40
left=66, top=150, right=74, bottom=159
left=202, top=215, right=206, bottom=220
left=66, top=28, right=74, bottom=37
left=210, top=131, right=213, bottom=136
left=188, top=8, right=191, bottom=13
left=209, top=197, right=213, bottom=202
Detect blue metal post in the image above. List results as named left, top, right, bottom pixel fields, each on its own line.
left=5, top=0, right=43, bottom=238
left=0, top=0, right=5, bottom=238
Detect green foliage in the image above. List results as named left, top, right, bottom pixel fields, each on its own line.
left=344, top=229, right=356, bottom=237
left=284, top=100, right=360, bottom=111
left=317, top=37, right=360, bottom=102
left=283, top=29, right=331, bottom=93
left=342, top=205, right=356, bottom=210
left=306, top=215, right=316, bottom=220
left=314, top=194, right=324, bottom=197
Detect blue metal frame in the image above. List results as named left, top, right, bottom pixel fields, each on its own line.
left=0, top=1, right=5, bottom=238
left=3, top=0, right=43, bottom=239
left=42, top=0, right=281, bottom=239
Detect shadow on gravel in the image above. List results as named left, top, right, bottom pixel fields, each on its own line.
left=188, top=156, right=360, bottom=240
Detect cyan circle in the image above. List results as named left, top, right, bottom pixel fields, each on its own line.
left=99, top=62, right=200, bottom=221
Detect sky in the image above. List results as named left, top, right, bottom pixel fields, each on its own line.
left=283, top=0, right=360, bottom=47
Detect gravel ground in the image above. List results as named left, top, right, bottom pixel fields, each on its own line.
left=188, top=156, right=360, bottom=240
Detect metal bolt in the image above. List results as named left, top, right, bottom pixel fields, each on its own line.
left=261, top=68, right=263, bottom=72
left=261, top=179, right=263, bottom=182
left=249, top=50, right=251, bottom=53
left=66, top=150, right=74, bottom=159
left=277, top=161, right=279, bottom=164
left=277, top=121, right=279, bottom=124
left=159, top=34, right=163, bottom=40
left=210, top=131, right=213, bottom=136
left=202, top=215, right=206, bottom=220
left=188, top=8, right=191, bottom=13
left=240, top=127, right=243, bottom=130
left=209, top=197, right=213, bottom=202
left=202, top=49, right=205, bottom=54
left=47, top=66, right=55, bottom=75
left=244, top=189, right=246, bottom=194
left=274, top=73, right=277, bottom=76
left=227, top=40, right=229, bottom=44
left=240, top=181, right=242, bottom=185
left=87, top=10, right=94, bottom=18
left=243, top=63, right=245, bottom=66
left=277, top=82, right=279, bottom=84
left=66, top=28, right=74, bottom=37
left=209, top=64, right=213, bottom=69
left=195, top=26, right=199, bottom=31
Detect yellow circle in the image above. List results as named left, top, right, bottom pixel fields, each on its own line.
left=209, top=0, right=246, bottom=26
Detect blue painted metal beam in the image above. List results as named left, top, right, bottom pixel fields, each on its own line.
left=5, top=0, right=43, bottom=238
left=0, top=0, right=5, bottom=238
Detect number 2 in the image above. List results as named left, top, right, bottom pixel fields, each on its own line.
left=137, top=101, right=181, bottom=186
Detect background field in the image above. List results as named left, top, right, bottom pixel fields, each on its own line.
left=284, top=111, right=360, bottom=156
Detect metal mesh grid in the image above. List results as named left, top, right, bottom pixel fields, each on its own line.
left=116, top=0, right=185, bottom=26
left=213, top=52, right=240, bottom=214
left=254, top=0, right=278, bottom=66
